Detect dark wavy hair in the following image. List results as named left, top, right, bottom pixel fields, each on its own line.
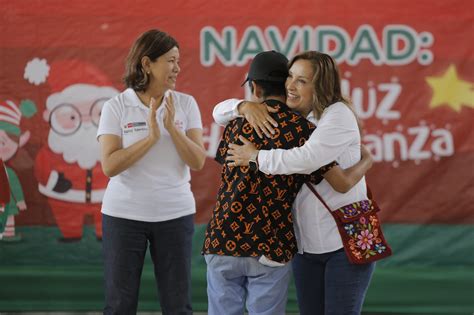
left=123, top=29, right=179, bottom=92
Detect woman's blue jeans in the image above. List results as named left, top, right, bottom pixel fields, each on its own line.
left=102, top=213, right=194, bottom=315
left=292, top=248, right=375, bottom=315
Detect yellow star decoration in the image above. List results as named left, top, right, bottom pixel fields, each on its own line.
left=426, top=64, right=474, bottom=112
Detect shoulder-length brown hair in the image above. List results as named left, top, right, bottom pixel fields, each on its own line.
left=123, top=29, right=179, bottom=92
left=288, top=51, right=349, bottom=119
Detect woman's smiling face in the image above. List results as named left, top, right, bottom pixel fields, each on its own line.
left=285, top=59, right=315, bottom=117
left=148, top=46, right=180, bottom=92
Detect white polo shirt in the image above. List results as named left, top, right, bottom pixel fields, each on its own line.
left=97, top=88, right=203, bottom=222
left=213, top=99, right=367, bottom=254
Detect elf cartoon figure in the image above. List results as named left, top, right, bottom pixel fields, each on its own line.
left=0, top=99, right=37, bottom=241
left=25, top=58, right=118, bottom=241
left=0, top=160, right=11, bottom=224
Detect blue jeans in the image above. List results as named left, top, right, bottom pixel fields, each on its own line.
left=292, top=248, right=375, bottom=315
left=102, top=213, right=194, bottom=315
left=205, top=254, right=291, bottom=315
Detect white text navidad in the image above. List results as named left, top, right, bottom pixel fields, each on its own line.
left=201, top=24, right=434, bottom=67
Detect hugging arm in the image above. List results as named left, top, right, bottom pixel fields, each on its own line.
left=213, top=98, right=278, bottom=138
left=322, top=145, right=373, bottom=193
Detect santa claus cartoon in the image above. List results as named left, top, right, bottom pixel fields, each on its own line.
left=25, top=58, right=118, bottom=241
left=0, top=99, right=36, bottom=241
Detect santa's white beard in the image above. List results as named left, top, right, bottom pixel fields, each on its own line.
left=48, top=123, right=101, bottom=169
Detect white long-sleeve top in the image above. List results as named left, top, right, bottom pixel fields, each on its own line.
left=213, top=99, right=368, bottom=254
left=212, top=98, right=243, bottom=126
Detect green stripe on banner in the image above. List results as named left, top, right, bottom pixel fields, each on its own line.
left=0, top=224, right=472, bottom=313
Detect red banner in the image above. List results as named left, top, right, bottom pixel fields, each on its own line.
left=1, top=0, right=473, bottom=234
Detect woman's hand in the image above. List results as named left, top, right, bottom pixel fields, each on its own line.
left=148, top=97, right=160, bottom=143
left=360, top=144, right=373, bottom=169
left=163, top=93, right=176, bottom=132
left=239, top=101, right=278, bottom=138
left=226, top=135, right=258, bottom=166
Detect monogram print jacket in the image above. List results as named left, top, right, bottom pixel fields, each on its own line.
left=202, top=99, right=337, bottom=263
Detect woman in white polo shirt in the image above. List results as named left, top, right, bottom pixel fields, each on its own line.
left=217, top=51, right=376, bottom=314
left=97, top=29, right=205, bottom=315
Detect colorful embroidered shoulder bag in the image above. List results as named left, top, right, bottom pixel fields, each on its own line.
left=305, top=183, right=392, bottom=264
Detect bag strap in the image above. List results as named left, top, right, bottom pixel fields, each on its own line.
left=305, top=183, right=334, bottom=215
left=306, top=182, right=376, bottom=215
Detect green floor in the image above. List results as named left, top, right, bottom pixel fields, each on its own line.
left=0, top=224, right=473, bottom=314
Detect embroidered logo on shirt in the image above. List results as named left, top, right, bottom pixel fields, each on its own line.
left=123, top=121, right=147, bottom=134
left=124, top=122, right=146, bottom=129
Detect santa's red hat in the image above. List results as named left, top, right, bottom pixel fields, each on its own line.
left=24, top=58, right=118, bottom=111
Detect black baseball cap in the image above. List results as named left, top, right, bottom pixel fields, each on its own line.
left=241, top=50, right=289, bottom=86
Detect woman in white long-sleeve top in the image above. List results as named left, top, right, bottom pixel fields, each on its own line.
left=222, top=51, right=376, bottom=315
